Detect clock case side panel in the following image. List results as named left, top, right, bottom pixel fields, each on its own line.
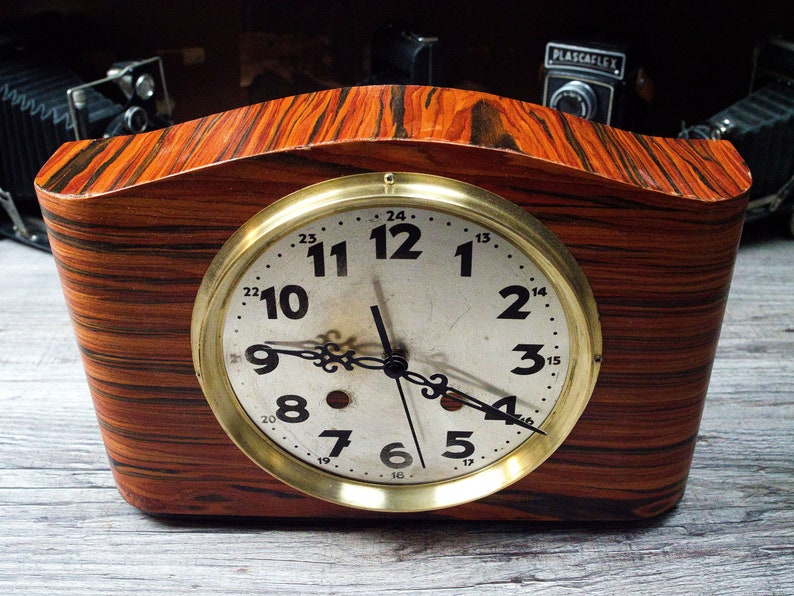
left=37, top=137, right=747, bottom=521
left=37, top=157, right=350, bottom=518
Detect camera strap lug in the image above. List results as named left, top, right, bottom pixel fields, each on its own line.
left=0, top=187, right=51, bottom=252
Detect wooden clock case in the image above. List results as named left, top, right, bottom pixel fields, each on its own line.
left=35, top=85, right=750, bottom=521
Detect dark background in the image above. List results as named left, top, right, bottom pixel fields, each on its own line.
left=2, top=0, right=792, bottom=137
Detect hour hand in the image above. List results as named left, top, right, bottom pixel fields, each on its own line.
left=370, top=305, right=410, bottom=378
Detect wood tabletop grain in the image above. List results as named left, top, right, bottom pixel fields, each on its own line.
left=1, top=217, right=791, bottom=594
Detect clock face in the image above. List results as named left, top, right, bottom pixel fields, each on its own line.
left=192, top=173, right=601, bottom=511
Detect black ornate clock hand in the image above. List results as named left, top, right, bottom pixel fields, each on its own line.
left=247, top=305, right=546, bottom=461
left=243, top=340, right=546, bottom=434
left=370, top=305, right=426, bottom=469
left=398, top=368, right=547, bottom=435
left=244, top=342, right=384, bottom=375
left=368, top=305, right=546, bottom=435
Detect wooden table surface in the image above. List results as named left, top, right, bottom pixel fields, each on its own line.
left=1, top=220, right=792, bottom=595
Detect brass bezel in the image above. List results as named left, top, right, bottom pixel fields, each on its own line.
left=192, top=172, right=602, bottom=512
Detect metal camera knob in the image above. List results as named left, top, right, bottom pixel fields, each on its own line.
left=550, top=81, right=597, bottom=120
left=135, top=74, right=156, bottom=101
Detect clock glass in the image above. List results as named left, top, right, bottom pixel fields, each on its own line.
left=192, top=172, right=601, bottom=511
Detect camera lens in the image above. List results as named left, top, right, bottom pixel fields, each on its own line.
left=123, top=106, right=149, bottom=133
left=550, top=81, right=597, bottom=120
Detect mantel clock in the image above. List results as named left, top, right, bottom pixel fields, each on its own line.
left=35, top=85, right=750, bottom=520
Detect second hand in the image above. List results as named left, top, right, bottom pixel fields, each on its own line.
left=395, top=375, right=426, bottom=469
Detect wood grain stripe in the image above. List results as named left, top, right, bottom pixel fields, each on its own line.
left=36, top=86, right=750, bottom=201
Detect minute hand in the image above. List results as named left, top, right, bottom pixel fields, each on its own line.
left=398, top=368, right=547, bottom=435
left=368, top=304, right=545, bottom=435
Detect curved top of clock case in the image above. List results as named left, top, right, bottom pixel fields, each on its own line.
left=35, top=85, right=749, bottom=202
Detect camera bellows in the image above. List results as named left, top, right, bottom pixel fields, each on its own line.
left=0, top=54, right=118, bottom=207
left=682, top=80, right=794, bottom=200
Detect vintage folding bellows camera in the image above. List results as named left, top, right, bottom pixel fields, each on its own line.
left=0, top=36, right=171, bottom=250
left=680, top=37, right=794, bottom=226
left=35, top=85, right=749, bottom=520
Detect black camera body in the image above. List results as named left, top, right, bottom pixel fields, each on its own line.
left=363, top=23, right=445, bottom=86
left=542, top=39, right=649, bottom=130
left=0, top=20, right=172, bottom=250
left=680, top=37, right=794, bottom=229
